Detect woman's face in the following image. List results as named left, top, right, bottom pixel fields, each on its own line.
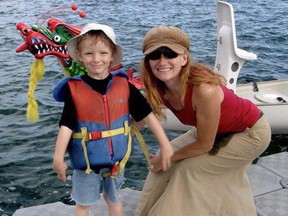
left=147, top=47, right=187, bottom=83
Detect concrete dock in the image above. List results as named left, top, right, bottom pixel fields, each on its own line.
left=13, top=188, right=140, bottom=216
left=249, top=151, right=288, bottom=216
left=13, top=152, right=288, bottom=216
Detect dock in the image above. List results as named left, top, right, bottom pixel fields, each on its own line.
left=13, top=152, right=288, bottom=216
left=249, top=151, right=288, bottom=216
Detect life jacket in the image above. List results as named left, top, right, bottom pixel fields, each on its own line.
left=53, top=70, right=151, bottom=177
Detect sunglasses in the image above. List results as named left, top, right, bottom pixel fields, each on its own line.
left=146, top=48, right=179, bottom=60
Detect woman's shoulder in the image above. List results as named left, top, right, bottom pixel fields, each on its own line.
left=194, top=82, right=219, bottom=93
left=193, top=83, right=224, bottom=102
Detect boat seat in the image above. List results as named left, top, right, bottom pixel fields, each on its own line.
left=215, top=1, right=257, bottom=93
left=254, top=92, right=288, bottom=104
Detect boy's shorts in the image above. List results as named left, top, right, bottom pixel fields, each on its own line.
left=71, top=168, right=125, bottom=206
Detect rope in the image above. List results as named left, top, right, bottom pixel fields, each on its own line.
left=26, top=59, right=45, bottom=121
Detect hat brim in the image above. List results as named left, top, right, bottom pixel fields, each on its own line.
left=144, top=43, right=187, bottom=55
left=67, top=34, right=123, bottom=68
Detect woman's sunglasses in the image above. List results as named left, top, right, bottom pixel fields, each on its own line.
left=146, top=48, right=179, bottom=60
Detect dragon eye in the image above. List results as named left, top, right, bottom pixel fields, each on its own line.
left=23, top=29, right=29, bottom=35
left=54, top=35, right=61, bottom=43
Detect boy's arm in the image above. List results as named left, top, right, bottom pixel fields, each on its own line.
left=53, top=125, right=73, bottom=182
left=130, top=118, right=146, bottom=129
left=143, top=112, right=173, bottom=172
left=130, top=117, right=146, bottom=137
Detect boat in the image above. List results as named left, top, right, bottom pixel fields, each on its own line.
left=15, top=1, right=288, bottom=134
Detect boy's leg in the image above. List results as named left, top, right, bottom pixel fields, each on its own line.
left=75, top=204, right=90, bottom=216
left=102, top=168, right=125, bottom=216
left=103, top=193, right=123, bottom=216
left=71, top=170, right=102, bottom=215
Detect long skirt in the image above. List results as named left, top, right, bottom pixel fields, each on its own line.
left=135, top=115, right=271, bottom=216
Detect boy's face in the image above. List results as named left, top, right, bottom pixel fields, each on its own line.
left=77, top=38, right=114, bottom=80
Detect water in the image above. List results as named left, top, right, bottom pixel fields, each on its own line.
left=0, top=0, right=288, bottom=215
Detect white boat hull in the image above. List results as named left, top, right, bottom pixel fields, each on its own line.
left=237, top=80, right=288, bottom=134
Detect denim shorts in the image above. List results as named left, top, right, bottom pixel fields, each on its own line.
left=71, top=168, right=125, bottom=206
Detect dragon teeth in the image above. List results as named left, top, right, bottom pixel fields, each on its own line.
left=32, top=41, right=67, bottom=55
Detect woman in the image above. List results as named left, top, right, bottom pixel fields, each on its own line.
left=135, top=25, right=271, bottom=216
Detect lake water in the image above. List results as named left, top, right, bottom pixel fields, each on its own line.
left=0, top=0, right=288, bottom=215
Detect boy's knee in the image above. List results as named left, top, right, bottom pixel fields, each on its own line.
left=104, top=193, right=121, bottom=206
left=75, top=204, right=90, bottom=216
left=76, top=203, right=90, bottom=209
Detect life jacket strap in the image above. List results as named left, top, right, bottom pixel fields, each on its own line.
left=131, top=125, right=151, bottom=169
left=80, top=127, right=93, bottom=174
left=103, top=125, right=150, bottom=178
left=73, top=126, right=131, bottom=141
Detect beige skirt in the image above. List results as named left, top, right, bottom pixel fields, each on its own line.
left=135, top=115, right=271, bottom=216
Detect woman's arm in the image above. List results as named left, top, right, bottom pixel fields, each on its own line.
left=171, top=83, right=224, bottom=162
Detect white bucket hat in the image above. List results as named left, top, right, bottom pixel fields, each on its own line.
left=67, top=23, right=123, bottom=68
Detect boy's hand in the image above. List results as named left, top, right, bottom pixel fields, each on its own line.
left=149, top=145, right=173, bottom=173
left=159, top=145, right=173, bottom=171
left=53, top=159, right=68, bottom=182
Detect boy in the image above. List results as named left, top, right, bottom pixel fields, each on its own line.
left=52, top=23, right=173, bottom=216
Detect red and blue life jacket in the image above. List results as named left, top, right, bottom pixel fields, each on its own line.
left=54, top=70, right=132, bottom=175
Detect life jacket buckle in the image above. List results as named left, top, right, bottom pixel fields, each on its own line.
left=110, top=162, right=119, bottom=177
left=87, top=131, right=102, bottom=140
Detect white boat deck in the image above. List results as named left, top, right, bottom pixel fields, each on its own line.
left=13, top=152, right=288, bottom=216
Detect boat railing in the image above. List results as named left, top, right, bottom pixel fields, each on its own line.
left=214, top=1, right=257, bottom=93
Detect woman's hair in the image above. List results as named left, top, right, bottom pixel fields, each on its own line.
left=141, top=52, right=225, bottom=120
left=76, top=30, right=116, bottom=55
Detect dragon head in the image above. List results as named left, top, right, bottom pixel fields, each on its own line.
left=16, top=16, right=87, bottom=77
left=15, top=4, right=89, bottom=121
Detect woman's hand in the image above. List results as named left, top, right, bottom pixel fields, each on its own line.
left=149, top=153, right=161, bottom=173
